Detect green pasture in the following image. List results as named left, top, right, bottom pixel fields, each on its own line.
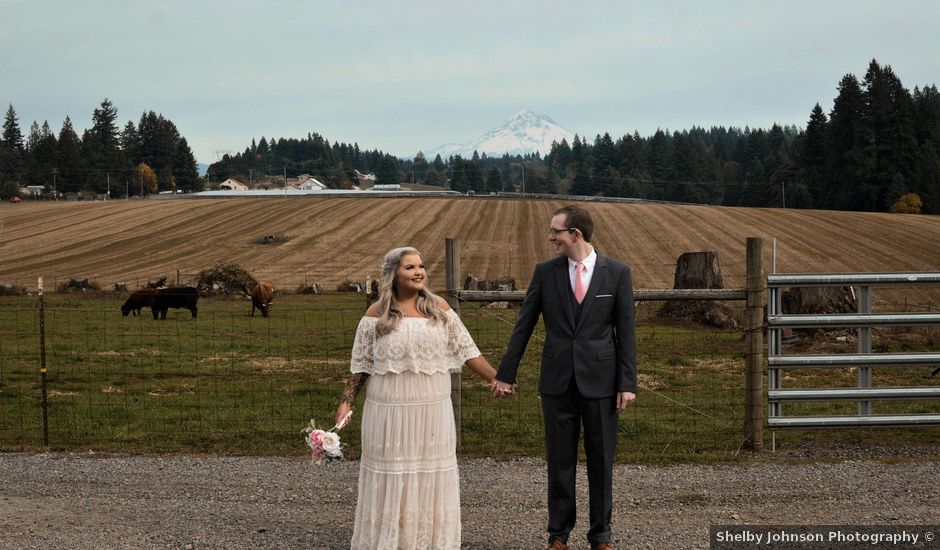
left=1, top=292, right=938, bottom=463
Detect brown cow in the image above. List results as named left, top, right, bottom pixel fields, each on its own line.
left=251, top=282, right=274, bottom=317
left=121, top=288, right=158, bottom=317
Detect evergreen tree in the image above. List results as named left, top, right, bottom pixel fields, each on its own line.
left=81, top=98, right=127, bottom=193
left=616, top=132, right=643, bottom=179
left=173, top=137, right=200, bottom=192
left=121, top=121, right=140, bottom=164
left=57, top=117, right=83, bottom=193
left=449, top=156, right=467, bottom=192
left=548, top=138, right=572, bottom=174
left=376, top=156, right=401, bottom=186
left=826, top=74, right=875, bottom=210
left=568, top=136, right=594, bottom=196
left=647, top=130, right=673, bottom=199
left=799, top=104, right=828, bottom=207
left=1, top=104, right=25, bottom=183
left=485, top=167, right=502, bottom=193
left=412, top=151, right=429, bottom=183
left=721, top=161, right=744, bottom=206
left=593, top=133, right=618, bottom=195
left=466, top=158, right=484, bottom=193
left=862, top=60, right=917, bottom=211
left=2, top=104, right=24, bottom=152
left=425, top=167, right=446, bottom=186
left=910, top=144, right=940, bottom=214
left=26, top=120, right=58, bottom=186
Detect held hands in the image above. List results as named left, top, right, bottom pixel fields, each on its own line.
left=491, top=379, right=517, bottom=399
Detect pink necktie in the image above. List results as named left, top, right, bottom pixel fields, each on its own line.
left=574, top=262, right=587, bottom=304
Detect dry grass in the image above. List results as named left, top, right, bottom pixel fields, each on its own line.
left=1, top=198, right=938, bottom=294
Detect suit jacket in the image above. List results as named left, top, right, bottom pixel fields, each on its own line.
left=497, top=254, right=637, bottom=398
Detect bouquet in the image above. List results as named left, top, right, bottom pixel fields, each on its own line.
left=302, top=412, right=351, bottom=465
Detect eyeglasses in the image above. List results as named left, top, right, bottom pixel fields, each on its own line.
left=548, top=226, right=577, bottom=237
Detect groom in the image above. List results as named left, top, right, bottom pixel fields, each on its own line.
left=494, top=205, right=637, bottom=550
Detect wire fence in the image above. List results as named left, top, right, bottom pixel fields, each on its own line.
left=0, top=292, right=751, bottom=461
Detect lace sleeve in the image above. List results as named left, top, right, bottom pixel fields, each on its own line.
left=350, top=317, right=377, bottom=374
left=446, top=309, right=481, bottom=370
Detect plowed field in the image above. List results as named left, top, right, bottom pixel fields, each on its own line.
left=1, top=197, right=938, bottom=292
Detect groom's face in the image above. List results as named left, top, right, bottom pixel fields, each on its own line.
left=549, top=213, right=577, bottom=258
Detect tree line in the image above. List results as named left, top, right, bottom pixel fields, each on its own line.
left=208, top=60, right=939, bottom=213
left=0, top=98, right=200, bottom=198
left=31, top=59, right=931, bottom=213
left=207, top=134, right=402, bottom=189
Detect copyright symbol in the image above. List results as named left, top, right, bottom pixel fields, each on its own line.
left=926, top=532, right=935, bottom=542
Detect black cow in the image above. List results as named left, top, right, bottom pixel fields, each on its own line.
left=151, top=287, right=199, bottom=319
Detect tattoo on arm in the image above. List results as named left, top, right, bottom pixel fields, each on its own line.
left=342, top=373, right=369, bottom=404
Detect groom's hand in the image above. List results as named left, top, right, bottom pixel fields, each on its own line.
left=616, top=391, right=636, bottom=412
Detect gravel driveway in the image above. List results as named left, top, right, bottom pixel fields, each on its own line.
left=1, top=447, right=938, bottom=549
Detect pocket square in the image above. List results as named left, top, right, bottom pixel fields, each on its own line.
left=596, top=294, right=613, bottom=298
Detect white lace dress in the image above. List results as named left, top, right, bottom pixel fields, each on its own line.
left=349, top=309, right=480, bottom=550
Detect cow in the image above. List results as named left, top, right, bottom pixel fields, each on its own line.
left=151, top=287, right=199, bottom=319
left=251, top=282, right=274, bottom=317
left=121, top=288, right=158, bottom=317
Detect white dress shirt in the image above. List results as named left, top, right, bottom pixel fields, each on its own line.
left=567, top=248, right=597, bottom=294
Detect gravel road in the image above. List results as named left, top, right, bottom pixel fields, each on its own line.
left=1, top=447, right=938, bottom=550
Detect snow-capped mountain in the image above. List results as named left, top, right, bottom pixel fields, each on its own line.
left=424, top=110, right=576, bottom=159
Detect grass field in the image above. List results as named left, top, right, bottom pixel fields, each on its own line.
left=1, top=198, right=938, bottom=299
left=2, top=292, right=938, bottom=463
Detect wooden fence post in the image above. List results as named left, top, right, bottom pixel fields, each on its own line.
left=38, top=277, right=49, bottom=446
left=744, top=237, right=765, bottom=449
left=445, top=238, right=462, bottom=450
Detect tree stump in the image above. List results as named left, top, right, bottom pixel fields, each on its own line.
left=63, top=277, right=93, bottom=292
left=781, top=286, right=856, bottom=314
left=779, top=286, right=857, bottom=341
left=656, top=251, right=739, bottom=329
left=366, top=280, right=379, bottom=308
left=463, top=274, right=517, bottom=291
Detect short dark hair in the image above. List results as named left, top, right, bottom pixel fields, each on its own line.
left=554, top=205, right=594, bottom=242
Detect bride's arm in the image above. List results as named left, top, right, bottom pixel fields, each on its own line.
left=464, top=355, right=496, bottom=382
left=335, top=372, right=369, bottom=428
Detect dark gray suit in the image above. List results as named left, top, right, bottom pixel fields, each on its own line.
left=497, top=253, right=637, bottom=544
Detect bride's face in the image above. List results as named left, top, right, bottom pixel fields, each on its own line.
left=395, top=253, right=426, bottom=294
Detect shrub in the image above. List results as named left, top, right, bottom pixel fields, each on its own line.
left=890, top=193, right=923, bottom=214
left=195, top=262, right=258, bottom=295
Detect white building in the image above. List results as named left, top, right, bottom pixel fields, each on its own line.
left=298, top=176, right=328, bottom=190
left=218, top=178, right=248, bottom=191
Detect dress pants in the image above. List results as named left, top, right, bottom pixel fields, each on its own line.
left=540, top=378, right=619, bottom=544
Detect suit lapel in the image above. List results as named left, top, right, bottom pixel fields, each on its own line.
left=575, top=255, right=608, bottom=331
left=553, top=258, right=576, bottom=330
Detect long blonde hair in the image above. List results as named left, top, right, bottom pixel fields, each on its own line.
left=374, top=247, right=447, bottom=336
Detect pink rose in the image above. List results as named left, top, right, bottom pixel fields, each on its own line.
left=308, top=429, right=325, bottom=452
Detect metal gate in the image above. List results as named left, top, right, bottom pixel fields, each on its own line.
left=767, top=272, right=940, bottom=428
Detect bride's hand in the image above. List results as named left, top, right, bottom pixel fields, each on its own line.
left=335, top=403, right=353, bottom=430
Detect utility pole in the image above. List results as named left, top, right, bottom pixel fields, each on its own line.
left=781, top=181, right=786, bottom=208
left=107, top=172, right=110, bottom=200
left=52, top=168, right=58, bottom=201
left=521, top=162, right=525, bottom=196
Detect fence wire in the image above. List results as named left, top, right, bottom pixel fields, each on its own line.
left=1, top=294, right=749, bottom=461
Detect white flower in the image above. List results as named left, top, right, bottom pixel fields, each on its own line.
left=320, top=431, right=341, bottom=454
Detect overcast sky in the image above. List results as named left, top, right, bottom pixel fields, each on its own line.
left=3, top=1, right=939, bottom=164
